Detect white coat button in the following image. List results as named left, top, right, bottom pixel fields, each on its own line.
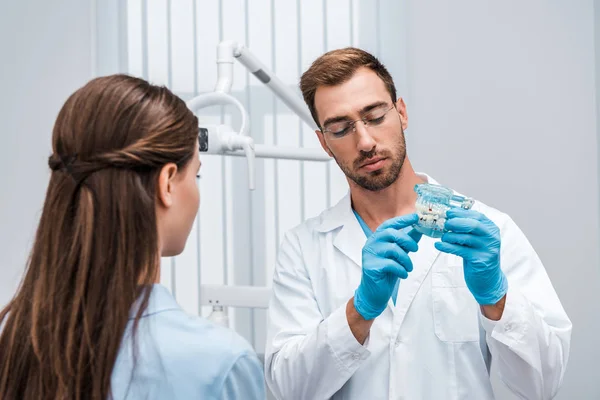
left=395, top=339, right=401, bottom=348
left=352, top=353, right=360, bottom=360
left=505, top=323, right=513, bottom=331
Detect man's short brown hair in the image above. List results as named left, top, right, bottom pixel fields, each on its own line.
left=299, top=47, right=397, bottom=129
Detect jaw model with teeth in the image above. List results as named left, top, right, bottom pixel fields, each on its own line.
left=413, top=183, right=474, bottom=238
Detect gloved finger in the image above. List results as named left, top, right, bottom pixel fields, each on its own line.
left=406, top=227, right=423, bottom=244
left=441, top=232, right=487, bottom=248
left=445, top=208, right=485, bottom=221
left=444, top=218, right=488, bottom=236
left=434, top=241, right=472, bottom=260
left=372, top=242, right=414, bottom=272
left=375, top=213, right=419, bottom=233
left=380, top=260, right=409, bottom=280
left=374, top=229, right=419, bottom=253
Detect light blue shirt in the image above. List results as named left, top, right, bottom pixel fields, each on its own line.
left=352, top=208, right=373, bottom=237
left=111, top=284, right=265, bottom=399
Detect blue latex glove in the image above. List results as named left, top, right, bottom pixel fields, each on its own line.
left=354, top=214, right=422, bottom=320
left=434, top=209, right=508, bottom=305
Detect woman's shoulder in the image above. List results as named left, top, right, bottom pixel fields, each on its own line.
left=113, top=286, right=261, bottom=397
left=153, top=309, right=255, bottom=361
left=132, top=285, right=257, bottom=372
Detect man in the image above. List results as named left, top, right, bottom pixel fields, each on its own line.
left=264, top=48, right=572, bottom=399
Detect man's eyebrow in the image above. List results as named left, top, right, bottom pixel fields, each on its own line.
left=322, top=101, right=389, bottom=128
left=360, top=101, right=388, bottom=114
left=322, top=114, right=351, bottom=128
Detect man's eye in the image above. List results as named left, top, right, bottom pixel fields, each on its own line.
left=332, top=127, right=350, bottom=137
left=366, top=115, right=385, bottom=125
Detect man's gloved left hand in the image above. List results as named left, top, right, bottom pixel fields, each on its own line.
left=434, top=209, right=508, bottom=305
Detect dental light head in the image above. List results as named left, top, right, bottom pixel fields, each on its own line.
left=413, top=183, right=474, bottom=238
left=187, top=92, right=255, bottom=190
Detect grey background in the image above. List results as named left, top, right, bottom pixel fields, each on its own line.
left=0, top=0, right=95, bottom=305
left=403, top=1, right=600, bottom=398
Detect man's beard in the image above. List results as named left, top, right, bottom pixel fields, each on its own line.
left=331, top=134, right=406, bottom=192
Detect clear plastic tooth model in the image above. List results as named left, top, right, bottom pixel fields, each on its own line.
left=413, top=183, right=475, bottom=238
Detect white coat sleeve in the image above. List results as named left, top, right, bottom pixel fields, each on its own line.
left=264, top=231, right=371, bottom=400
left=479, top=217, right=572, bottom=399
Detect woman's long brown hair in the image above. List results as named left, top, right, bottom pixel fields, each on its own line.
left=0, top=74, right=198, bottom=399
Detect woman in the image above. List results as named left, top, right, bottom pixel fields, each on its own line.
left=0, top=75, right=265, bottom=399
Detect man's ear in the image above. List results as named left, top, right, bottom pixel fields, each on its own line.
left=395, top=97, right=408, bottom=131
left=315, top=129, right=334, bottom=158
left=157, top=163, right=178, bottom=208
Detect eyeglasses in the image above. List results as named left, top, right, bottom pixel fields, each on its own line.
left=321, top=104, right=396, bottom=139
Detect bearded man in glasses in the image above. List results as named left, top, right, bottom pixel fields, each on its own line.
left=264, top=47, right=571, bottom=400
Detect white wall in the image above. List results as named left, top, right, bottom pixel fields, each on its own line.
left=0, top=0, right=94, bottom=306
left=404, top=1, right=600, bottom=398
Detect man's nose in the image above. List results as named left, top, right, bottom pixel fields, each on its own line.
left=355, top=122, right=376, bottom=153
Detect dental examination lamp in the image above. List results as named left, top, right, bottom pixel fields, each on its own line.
left=186, top=40, right=331, bottom=190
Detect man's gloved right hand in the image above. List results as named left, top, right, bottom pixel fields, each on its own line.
left=354, top=214, right=422, bottom=320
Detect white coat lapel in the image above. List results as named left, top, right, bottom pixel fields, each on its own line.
left=317, top=193, right=366, bottom=269
left=332, top=214, right=367, bottom=269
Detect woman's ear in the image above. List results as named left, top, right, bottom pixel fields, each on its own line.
left=157, top=163, right=178, bottom=208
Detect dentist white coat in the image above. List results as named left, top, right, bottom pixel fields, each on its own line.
left=265, top=174, right=571, bottom=400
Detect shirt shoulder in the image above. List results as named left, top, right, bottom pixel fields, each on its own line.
left=149, top=311, right=263, bottom=398
left=112, top=288, right=262, bottom=399
left=148, top=309, right=257, bottom=374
